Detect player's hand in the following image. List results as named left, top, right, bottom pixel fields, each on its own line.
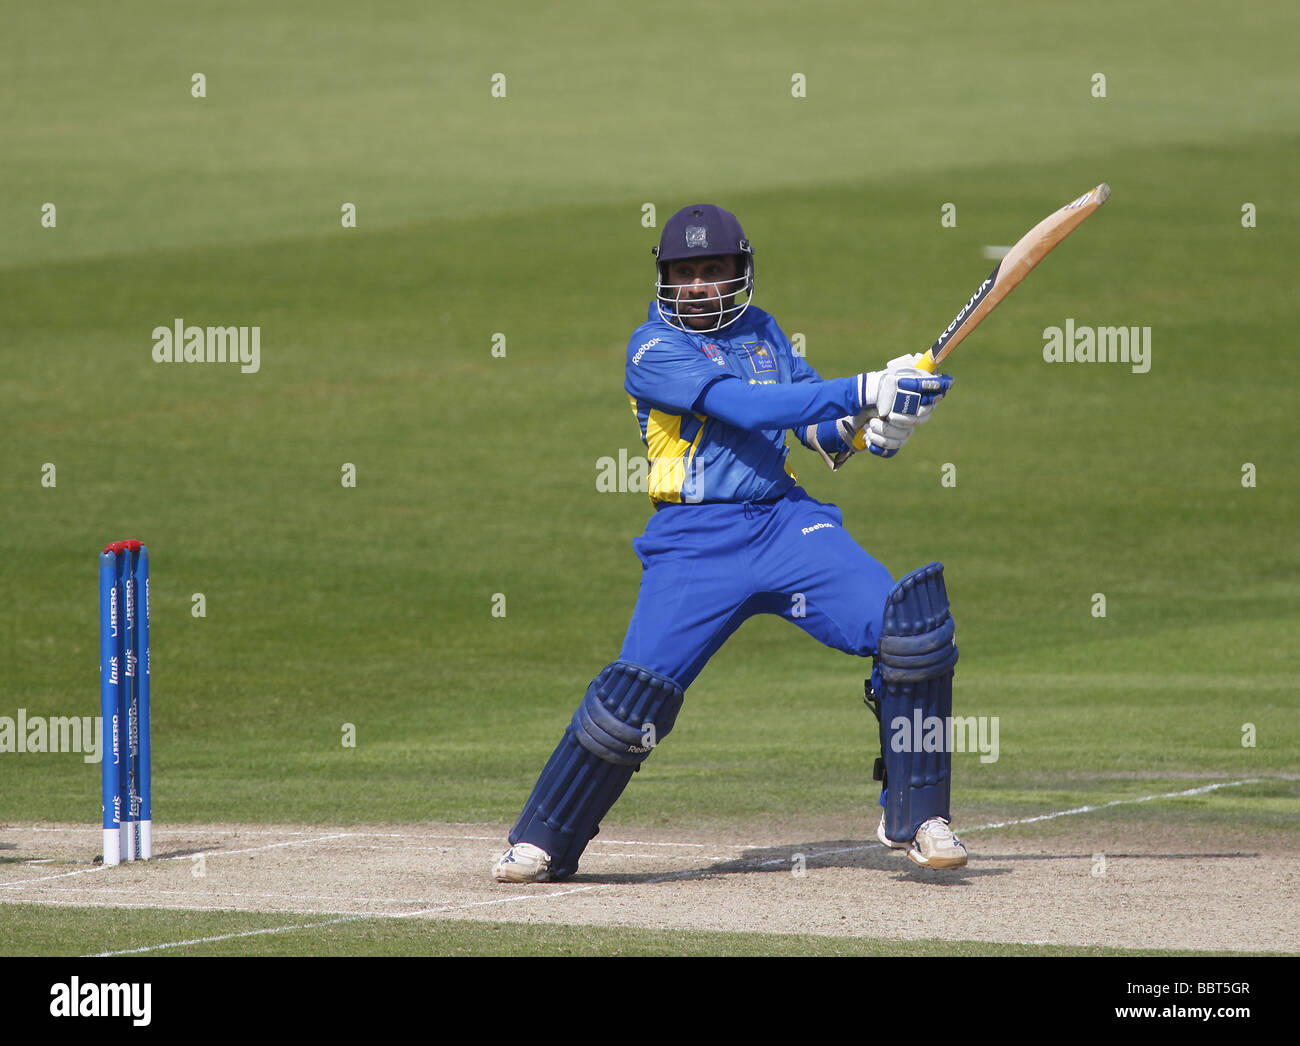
left=855, top=367, right=954, bottom=427
left=861, top=416, right=913, bottom=458
left=888, top=366, right=953, bottom=426
left=809, top=415, right=870, bottom=471
left=829, top=414, right=914, bottom=467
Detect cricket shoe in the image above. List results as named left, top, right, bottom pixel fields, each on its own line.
left=877, top=814, right=968, bottom=869
left=908, top=817, right=968, bottom=869
left=492, top=842, right=552, bottom=883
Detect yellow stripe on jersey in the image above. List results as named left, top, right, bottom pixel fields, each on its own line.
left=628, top=395, right=706, bottom=504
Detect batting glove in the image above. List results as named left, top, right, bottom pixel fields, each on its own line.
left=826, top=414, right=915, bottom=467
left=854, top=367, right=954, bottom=426
left=863, top=416, right=915, bottom=458
left=836, top=363, right=953, bottom=463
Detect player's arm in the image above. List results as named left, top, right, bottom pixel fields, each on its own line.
left=769, top=316, right=953, bottom=467
left=776, top=333, right=865, bottom=464
left=797, top=402, right=921, bottom=469
left=697, top=366, right=951, bottom=433
left=693, top=374, right=862, bottom=429
left=828, top=356, right=953, bottom=467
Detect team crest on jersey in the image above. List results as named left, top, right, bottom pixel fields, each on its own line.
left=685, top=225, right=708, bottom=249
left=743, top=340, right=777, bottom=375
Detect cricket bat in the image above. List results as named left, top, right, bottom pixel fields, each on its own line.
left=913, top=183, right=1110, bottom=373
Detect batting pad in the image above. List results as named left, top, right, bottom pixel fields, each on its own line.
left=875, top=562, right=960, bottom=844
left=509, top=661, right=684, bottom=879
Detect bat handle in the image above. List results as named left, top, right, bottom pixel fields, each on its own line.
left=914, top=351, right=939, bottom=374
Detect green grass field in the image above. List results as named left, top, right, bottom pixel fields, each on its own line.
left=2, top=903, right=1281, bottom=959
left=2, top=1, right=1297, bottom=959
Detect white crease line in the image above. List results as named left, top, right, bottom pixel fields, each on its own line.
left=585, top=851, right=736, bottom=861
left=162, top=833, right=360, bottom=860
left=90, top=917, right=369, bottom=955
left=359, top=834, right=504, bottom=842
left=590, top=838, right=717, bottom=848
left=13, top=827, right=734, bottom=845
left=9, top=827, right=741, bottom=851
left=188, top=832, right=727, bottom=849
left=5, top=897, right=373, bottom=916
left=26, top=884, right=477, bottom=906
left=322, top=833, right=725, bottom=849
left=16, top=827, right=101, bottom=835
left=961, top=778, right=1263, bottom=832
left=2, top=832, right=363, bottom=884
left=399, top=885, right=603, bottom=918
left=18, top=826, right=333, bottom=836
left=0, top=865, right=105, bottom=889
left=89, top=885, right=602, bottom=956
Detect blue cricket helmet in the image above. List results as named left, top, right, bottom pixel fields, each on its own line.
left=652, top=204, right=755, bottom=331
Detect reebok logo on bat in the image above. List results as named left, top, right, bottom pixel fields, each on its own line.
left=939, top=276, right=994, bottom=343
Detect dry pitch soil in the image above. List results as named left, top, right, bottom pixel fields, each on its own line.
left=2, top=811, right=1296, bottom=953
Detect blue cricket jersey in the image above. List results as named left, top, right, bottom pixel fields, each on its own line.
left=625, top=303, right=848, bottom=504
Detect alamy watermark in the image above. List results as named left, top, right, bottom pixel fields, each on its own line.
left=152, top=318, right=261, bottom=373
left=596, top=450, right=704, bottom=502
left=50, top=978, right=151, bottom=1026
left=0, top=710, right=103, bottom=762
left=889, top=711, right=1000, bottom=763
left=1042, top=319, right=1150, bottom=373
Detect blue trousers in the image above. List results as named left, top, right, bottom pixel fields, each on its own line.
left=619, top=486, right=895, bottom=687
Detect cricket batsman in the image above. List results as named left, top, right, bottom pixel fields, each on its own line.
left=493, top=204, right=965, bottom=882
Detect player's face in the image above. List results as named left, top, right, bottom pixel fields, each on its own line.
left=666, top=256, right=742, bottom=330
